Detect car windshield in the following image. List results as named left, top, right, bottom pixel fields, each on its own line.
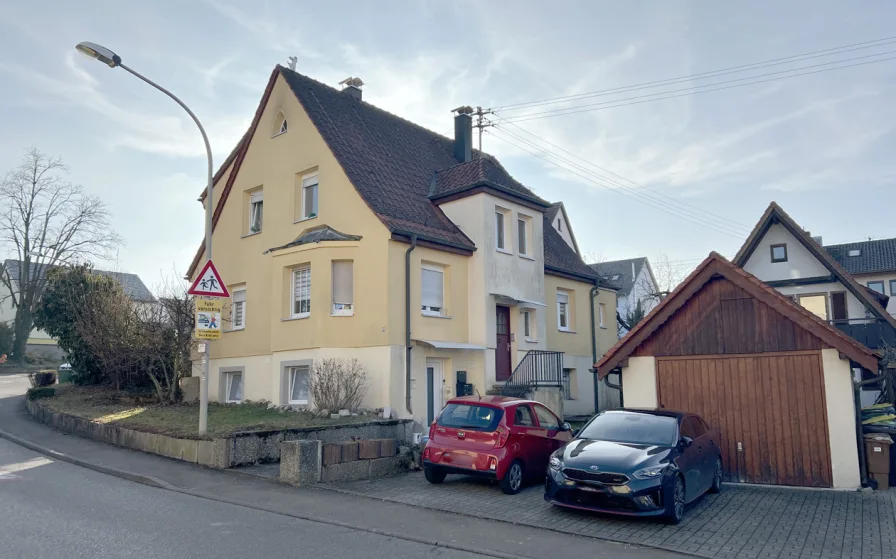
left=577, top=412, right=677, bottom=446
left=437, top=404, right=504, bottom=431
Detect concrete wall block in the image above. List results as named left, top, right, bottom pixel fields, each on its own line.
left=358, top=440, right=380, bottom=459
left=321, top=459, right=370, bottom=483
left=280, top=440, right=321, bottom=486
left=368, top=456, right=404, bottom=478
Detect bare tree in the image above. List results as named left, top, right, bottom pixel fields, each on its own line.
left=0, top=148, right=122, bottom=361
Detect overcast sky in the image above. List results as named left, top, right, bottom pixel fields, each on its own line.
left=2, top=1, right=895, bottom=288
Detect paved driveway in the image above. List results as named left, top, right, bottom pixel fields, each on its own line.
left=326, top=472, right=896, bottom=559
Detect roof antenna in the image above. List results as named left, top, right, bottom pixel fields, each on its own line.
left=475, top=387, right=481, bottom=400
left=287, top=56, right=297, bottom=71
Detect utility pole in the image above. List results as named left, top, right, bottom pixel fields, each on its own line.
left=472, top=106, right=494, bottom=151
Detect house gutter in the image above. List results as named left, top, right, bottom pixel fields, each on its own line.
left=404, top=234, right=418, bottom=414
left=854, top=361, right=889, bottom=488
left=589, top=284, right=600, bottom=415
left=603, top=370, right=623, bottom=408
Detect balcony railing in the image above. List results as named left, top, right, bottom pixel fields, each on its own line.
left=829, top=318, right=896, bottom=350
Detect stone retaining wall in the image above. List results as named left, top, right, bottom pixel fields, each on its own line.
left=26, top=398, right=415, bottom=468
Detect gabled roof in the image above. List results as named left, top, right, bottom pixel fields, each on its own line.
left=596, top=252, right=880, bottom=375
left=732, top=202, right=896, bottom=331
left=3, top=260, right=155, bottom=302
left=543, top=214, right=600, bottom=283
left=589, top=257, right=650, bottom=296
left=264, top=225, right=362, bottom=254
left=545, top=202, right=581, bottom=256
left=825, top=238, right=896, bottom=276
left=430, top=157, right=549, bottom=209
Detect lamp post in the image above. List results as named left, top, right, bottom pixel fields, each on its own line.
left=76, top=41, right=214, bottom=435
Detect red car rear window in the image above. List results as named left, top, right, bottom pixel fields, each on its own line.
left=437, top=404, right=504, bottom=431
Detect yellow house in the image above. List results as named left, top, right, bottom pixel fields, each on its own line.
left=187, top=67, right=620, bottom=425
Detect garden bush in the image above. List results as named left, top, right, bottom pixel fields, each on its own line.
left=28, top=369, right=57, bottom=387
left=308, top=358, right=368, bottom=412
left=26, top=387, right=56, bottom=400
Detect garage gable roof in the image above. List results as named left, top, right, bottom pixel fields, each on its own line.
left=595, top=252, right=879, bottom=375
left=732, top=202, right=896, bottom=331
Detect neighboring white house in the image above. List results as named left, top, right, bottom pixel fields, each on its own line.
left=732, top=203, right=896, bottom=406
left=0, top=259, right=155, bottom=358
left=588, top=257, right=659, bottom=336
left=824, top=238, right=896, bottom=316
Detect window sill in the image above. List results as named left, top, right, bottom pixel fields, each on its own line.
left=519, top=254, right=535, bottom=261
left=422, top=312, right=452, bottom=319
left=558, top=328, right=577, bottom=334
left=282, top=314, right=310, bottom=322
left=225, top=327, right=246, bottom=333
left=241, top=231, right=262, bottom=239
left=271, top=131, right=286, bottom=139
left=225, top=400, right=243, bottom=404
left=288, top=401, right=309, bottom=406
left=525, top=338, right=538, bottom=344
left=496, top=248, right=513, bottom=255
left=330, top=311, right=354, bottom=317
left=599, top=326, right=608, bottom=330
left=294, top=215, right=319, bottom=225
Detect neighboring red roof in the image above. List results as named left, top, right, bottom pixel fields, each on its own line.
left=595, top=252, right=880, bottom=375
left=732, top=201, right=896, bottom=332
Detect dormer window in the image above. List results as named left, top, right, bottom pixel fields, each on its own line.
left=272, top=111, right=287, bottom=137
left=848, top=249, right=861, bottom=257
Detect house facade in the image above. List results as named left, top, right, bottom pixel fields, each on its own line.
left=188, top=66, right=620, bottom=426
left=0, top=260, right=155, bottom=358
left=825, top=238, right=896, bottom=316
left=589, top=257, right=659, bottom=335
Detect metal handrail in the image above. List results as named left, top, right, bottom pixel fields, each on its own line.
left=501, top=350, right=564, bottom=396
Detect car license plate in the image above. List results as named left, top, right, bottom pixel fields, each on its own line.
left=577, top=484, right=604, bottom=493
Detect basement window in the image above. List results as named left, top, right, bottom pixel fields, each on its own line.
left=224, top=371, right=243, bottom=403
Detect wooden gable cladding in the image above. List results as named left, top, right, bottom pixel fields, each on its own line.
left=632, top=275, right=825, bottom=358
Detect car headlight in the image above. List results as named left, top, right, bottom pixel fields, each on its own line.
left=549, top=453, right=562, bottom=471
left=632, top=465, right=666, bottom=479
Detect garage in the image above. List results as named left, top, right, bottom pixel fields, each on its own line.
left=596, top=253, right=880, bottom=489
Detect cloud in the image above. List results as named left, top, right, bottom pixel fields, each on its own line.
left=200, top=0, right=321, bottom=59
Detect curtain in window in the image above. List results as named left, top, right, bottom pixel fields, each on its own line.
left=289, top=367, right=309, bottom=403
left=421, top=268, right=443, bottom=310
left=332, top=261, right=353, bottom=307
left=518, top=218, right=527, bottom=255
left=303, top=176, right=318, bottom=217
left=233, top=290, right=246, bottom=327
left=293, top=266, right=311, bottom=315
left=249, top=191, right=263, bottom=232
left=228, top=373, right=243, bottom=402
left=558, top=292, right=569, bottom=328
left=495, top=212, right=505, bottom=249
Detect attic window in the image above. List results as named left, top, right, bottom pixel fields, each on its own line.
left=556, top=219, right=563, bottom=233
left=770, top=243, right=788, bottom=263
left=272, top=111, right=287, bottom=137
left=848, top=249, right=861, bottom=257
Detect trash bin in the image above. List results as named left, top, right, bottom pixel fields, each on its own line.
left=864, top=433, right=893, bottom=490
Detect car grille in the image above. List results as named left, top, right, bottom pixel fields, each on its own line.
left=560, top=489, right=637, bottom=511
left=562, top=468, right=629, bottom=485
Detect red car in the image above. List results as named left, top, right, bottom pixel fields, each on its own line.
left=422, top=396, right=573, bottom=494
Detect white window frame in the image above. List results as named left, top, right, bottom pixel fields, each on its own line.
left=517, top=214, right=531, bottom=257
left=495, top=208, right=510, bottom=253
left=301, top=172, right=319, bottom=220
left=272, top=111, right=288, bottom=137
left=291, top=265, right=311, bottom=319
left=287, top=366, right=310, bottom=405
left=523, top=309, right=537, bottom=342
left=331, top=260, right=354, bottom=316
left=249, top=191, right=263, bottom=234
left=598, top=302, right=606, bottom=329
left=421, top=263, right=445, bottom=316
left=557, top=291, right=570, bottom=331
left=231, top=288, right=246, bottom=330
left=224, top=371, right=243, bottom=403
left=868, top=280, right=885, bottom=295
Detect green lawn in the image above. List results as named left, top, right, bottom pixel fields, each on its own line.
left=39, top=384, right=374, bottom=440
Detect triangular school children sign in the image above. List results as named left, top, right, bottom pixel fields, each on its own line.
left=188, top=260, right=230, bottom=297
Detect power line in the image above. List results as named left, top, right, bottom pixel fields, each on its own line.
left=494, top=36, right=896, bottom=112
left=487, top=128, right=746, bottom=239
left=499, top=53, right=896, bottom=123
left=493, top=116, right=754, bottom=231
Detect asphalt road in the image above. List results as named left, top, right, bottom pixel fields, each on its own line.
left=0, top=437, right=481, bottom=559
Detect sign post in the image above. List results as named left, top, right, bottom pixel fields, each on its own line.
left=188, top=259, right=229, bottom=435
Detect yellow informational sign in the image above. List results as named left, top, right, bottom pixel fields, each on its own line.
left=195, top=298, right=223, bottom=340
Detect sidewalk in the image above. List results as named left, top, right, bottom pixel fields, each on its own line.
left=0, top=376, right=679, bottom=559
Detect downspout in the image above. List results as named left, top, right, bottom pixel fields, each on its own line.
left=405, top=234, right=418, bottom=415
left=604, top=370, right=624, bottom=408
left=589, top=284, right=600, bottom=415
left=854, top=361, right=890, bottom=488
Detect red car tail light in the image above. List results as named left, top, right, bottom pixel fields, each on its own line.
left=422, top=446, right=431, bottom=460
left=488, top=457, right=498, bottom=471
left=428, top=422, right=436, bottom=439
left=494, top=425, right=510, bottom=448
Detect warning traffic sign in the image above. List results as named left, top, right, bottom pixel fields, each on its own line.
left=195, top=299, right=223, bottom=340
left=188, top=260, right=230, bottom=298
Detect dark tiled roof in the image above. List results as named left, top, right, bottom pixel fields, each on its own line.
left=3, top=260, right=155, bottom=302
left=543, top=215, right=598, bottom=282
left=589, top=258, right=648, bottom=296
left=544, top=202, right=562, bottom=223
left=265, top=225, right=362, bottom=253
left=431, top=157, right=548, bottom=206
left=279, top=67, right=475, bottom=250
left=825, top=238, right=896, bottom=275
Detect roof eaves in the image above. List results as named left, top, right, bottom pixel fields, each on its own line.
left=429, top=180, right=550, bottom=208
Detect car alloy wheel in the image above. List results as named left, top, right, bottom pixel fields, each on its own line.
left=673, top=478, right=685, bottom=521
left=710, top=458, right=723, bottom=493
left=501, top=461, right=523, bottom=495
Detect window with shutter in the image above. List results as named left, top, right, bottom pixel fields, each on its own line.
left=302, top=174, right=318, bottom=219
left=232, top=288, right=246, bottom=329
left=332, top=261, right=353, bottom=315
left=249, top=191, right=263, bottom=233
left=292, top=265, right=311, bottom=317
left=557, top=291, right=570, bottom=330
left=421, top=264, right=444, bottom=315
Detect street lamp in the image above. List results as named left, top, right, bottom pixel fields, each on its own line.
left=76, top=41, right=214, bottom=435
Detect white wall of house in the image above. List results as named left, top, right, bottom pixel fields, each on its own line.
left=774, top=281, right=868, bottom=321
left=0, top=281, right=54, bottom=343
left=853, top=272, right=896, bottom=315
left=743, top=223, right=831, bottom=281
left=820, top=349, right=861, bottom=489
left=551, top=211, right=576, bottom=253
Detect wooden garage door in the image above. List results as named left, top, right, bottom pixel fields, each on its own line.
left=656, top=352, right=832, bottom=487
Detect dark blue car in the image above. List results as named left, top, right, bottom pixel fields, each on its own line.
left=545, top=409, right=723, bottom=524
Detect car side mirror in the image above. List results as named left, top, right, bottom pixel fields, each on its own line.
left=680, top=436, right=694, bottom=448
left=560, top=422, right=572, bottom=432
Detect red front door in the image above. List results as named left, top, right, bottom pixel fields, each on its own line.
left=495, top=305, right=511, bottom=381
